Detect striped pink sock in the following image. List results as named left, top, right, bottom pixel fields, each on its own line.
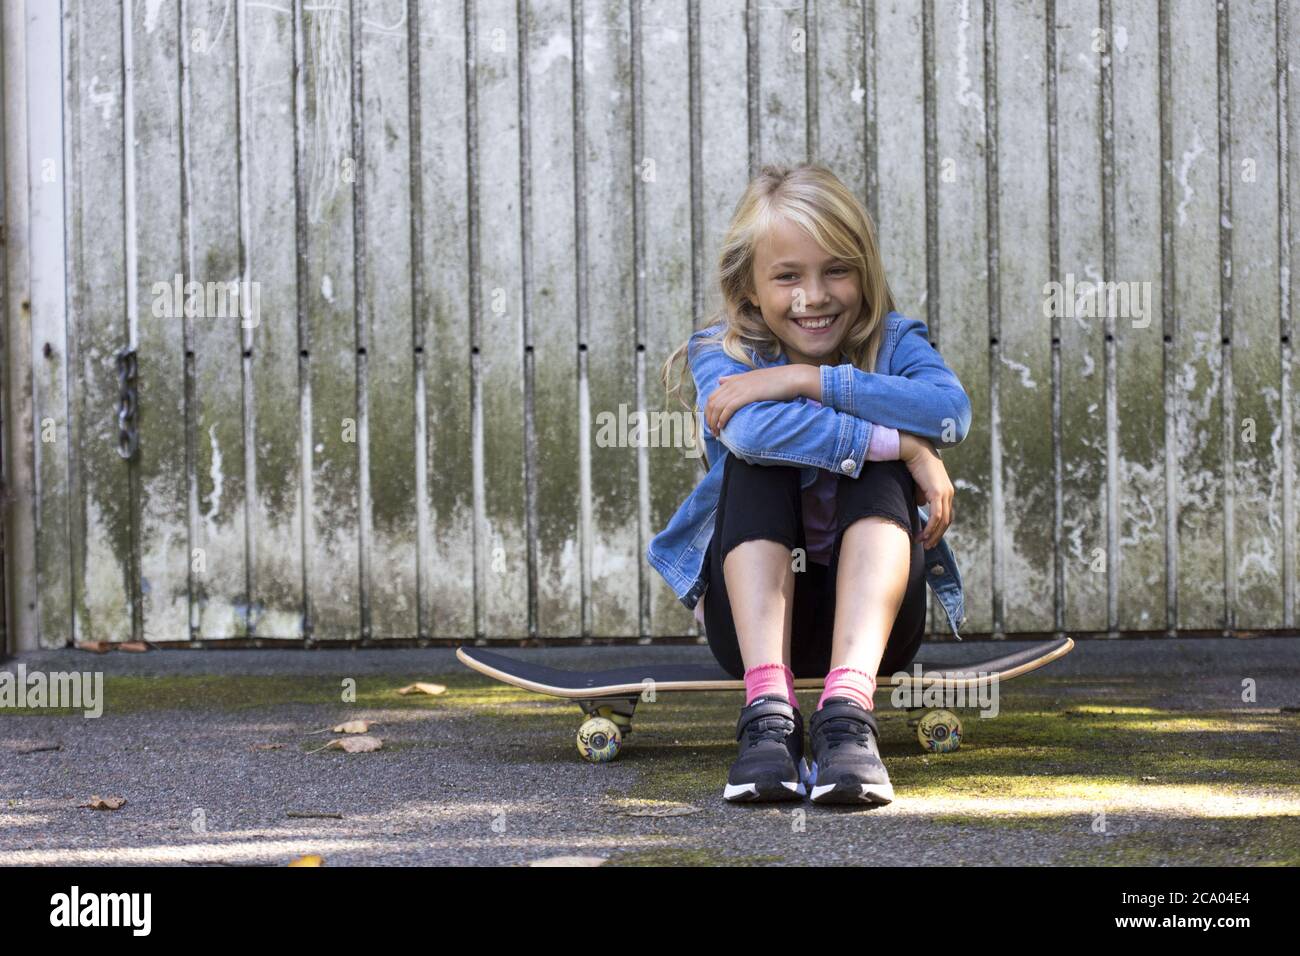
left=818, top=666, right=877, bottom=712
left=744, top=663, right=792, bottom=706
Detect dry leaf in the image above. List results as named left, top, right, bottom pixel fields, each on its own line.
left=397, top=682, right=446, bottom=696
left=528, top=856, right=607, bottom=867
left=118, top=641, right=150, bottom=653
left=17, top=741, right=62, bottom=755
left=75, top=641, right=112, bottom=654
left=287, top=854, right=325, bottom=867
left=304, top=719, right=373, bottom=736
left=307, top=735, right=383, bottom=754
left=82, top=796, right=126, bottom=810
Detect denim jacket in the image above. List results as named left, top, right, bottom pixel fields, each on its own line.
left=646, top=311, right=973, bottom=639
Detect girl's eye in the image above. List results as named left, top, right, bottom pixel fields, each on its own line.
left=775, top=267, right=848, bottom=281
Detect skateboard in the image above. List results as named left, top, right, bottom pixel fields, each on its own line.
left=456, top=637, right=1074, bottom=762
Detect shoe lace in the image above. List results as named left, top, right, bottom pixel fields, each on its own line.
left=744, top=715, right=794, bottom=748
left=820, top=716, right=870, bottom=751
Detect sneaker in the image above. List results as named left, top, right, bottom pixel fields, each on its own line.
left=807, top=697, right=894, bottom=805
left=723, top=695, right=812, bottom=802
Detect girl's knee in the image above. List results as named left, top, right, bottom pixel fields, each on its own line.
left=720, top=532, right=800, bottom=567
left=841, top=511, right=913, bottom=540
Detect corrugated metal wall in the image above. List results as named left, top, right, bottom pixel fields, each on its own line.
left=6, top=0, right=1300, bottom=646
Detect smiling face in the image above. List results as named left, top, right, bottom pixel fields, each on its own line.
left=746, top=216, right=863, bottom=366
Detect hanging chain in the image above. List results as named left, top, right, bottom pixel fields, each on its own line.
left=115, top=347, right=138, bottom=460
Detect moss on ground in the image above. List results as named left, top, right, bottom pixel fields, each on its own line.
left=1057, top=814, right=1300, bottom=866
left=605, top=846, right=784, bottom=867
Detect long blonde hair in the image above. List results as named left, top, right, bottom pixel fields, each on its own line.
left=661, top=163, right=897, bottom=413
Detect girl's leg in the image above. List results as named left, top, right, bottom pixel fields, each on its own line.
left=702, top=454, right=811, bottom=680
left=803, top=461, right=924, bottom=805
left=708, top=455, right=818, bottom=803
left=826, top=460, right=927, bottom=679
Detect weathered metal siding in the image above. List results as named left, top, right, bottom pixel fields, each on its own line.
left=5, top=0, right=1298, bottom=646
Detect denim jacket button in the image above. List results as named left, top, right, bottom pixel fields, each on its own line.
left=930, top=563, right=944, bottom=575
left=840, top=458, right=856, bottom=474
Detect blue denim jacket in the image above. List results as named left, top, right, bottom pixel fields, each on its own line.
left=646, top=311, right=973, bottom=639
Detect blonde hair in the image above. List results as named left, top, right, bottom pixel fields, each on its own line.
left=660, top=162, right=897, bottom=413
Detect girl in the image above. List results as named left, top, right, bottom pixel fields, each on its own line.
left=647, top=163, right=971, bottom=806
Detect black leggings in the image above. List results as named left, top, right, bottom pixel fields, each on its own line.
left=702, top=454, right=927, bottom=679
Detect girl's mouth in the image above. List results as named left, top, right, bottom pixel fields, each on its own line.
left=791, top=312, right=839, bottom=333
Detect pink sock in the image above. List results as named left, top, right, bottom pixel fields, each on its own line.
left=818, top=666, right=877, bottom=712
left=784, top=669, right=799, bottom=711
left=744, top=663, right=793, bottom=706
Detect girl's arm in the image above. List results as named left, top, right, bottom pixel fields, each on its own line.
left=690, top=330, right=887, bottom=477
left=818, top=316, right=972, bottom=448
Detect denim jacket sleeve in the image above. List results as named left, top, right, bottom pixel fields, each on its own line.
left=689, top=330, right=873, bottom=478
left=818, top=316, right=973, bottom=449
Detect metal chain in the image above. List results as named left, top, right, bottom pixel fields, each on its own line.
left=115, top=347, right=138, bottom=460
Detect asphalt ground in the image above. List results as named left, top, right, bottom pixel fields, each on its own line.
left=1, top=637, right=1297, bottom=866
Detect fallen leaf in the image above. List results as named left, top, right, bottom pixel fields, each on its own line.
left=81, top=796, right=126, bottom=810
left=306, top=719, right=373, bottom=735
left=287, top=854, right=324, bottom=867
left=75, top=641, right=112, bottom=654
left=397, top=682, right=446, bottom=696
left=332, top=719, right=371, bottom=733
left=307, top=735, right=384, bottom=754
left=528, top=856, right=607, bottom=867
left=118, top=641, right=150, bottom=653
left=17, top=741, right=62, bottom=755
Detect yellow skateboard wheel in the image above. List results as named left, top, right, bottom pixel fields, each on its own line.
left=917, top=709, right=962, bottom=753
left=577, top=717, right=622, bottom=763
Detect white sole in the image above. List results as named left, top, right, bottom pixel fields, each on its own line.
left=723, top=757, right=811, bottom=801
left=808, top=761, right=894, bottom=804
left=810, top=781, right=894, bottom=804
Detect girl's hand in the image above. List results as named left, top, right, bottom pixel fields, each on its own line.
left=899, top=433, right=954, bottom=549
left=704, top=365, right=817, bottom=435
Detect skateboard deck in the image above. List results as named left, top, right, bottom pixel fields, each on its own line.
left=456, top=637, right=1074, bottom=760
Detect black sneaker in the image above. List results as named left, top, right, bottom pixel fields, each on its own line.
left=807, top=697, right=894, bottom=805
left=723, top=695, right=811, bottom=802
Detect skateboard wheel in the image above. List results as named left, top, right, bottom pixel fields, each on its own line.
left=916, top=709, right=962, bottom=753
left=577, top=717, right=622, bottom=763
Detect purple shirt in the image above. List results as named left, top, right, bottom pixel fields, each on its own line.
left=694, top=404, right=900, bottom=625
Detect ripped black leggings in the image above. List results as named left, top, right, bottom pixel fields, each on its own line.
left=702, top=453, right=928, bottom=679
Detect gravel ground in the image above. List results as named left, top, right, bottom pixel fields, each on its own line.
left=1, top=637, right=1298, bottom=866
